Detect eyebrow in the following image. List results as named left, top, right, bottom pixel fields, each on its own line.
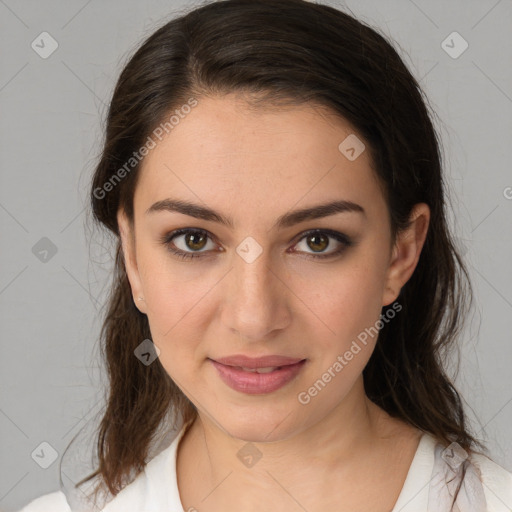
left=145, top=198, right=366, bottom=230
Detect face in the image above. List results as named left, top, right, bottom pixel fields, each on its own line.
left=118, top=93, right=429, bottom=442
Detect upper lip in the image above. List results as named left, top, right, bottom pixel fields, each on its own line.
left=211, top=354, right=305, bottom=369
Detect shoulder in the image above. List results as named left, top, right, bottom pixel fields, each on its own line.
left=93, top=427, right=186, bottom=511
left=403, top=432, right=512, bottom=512
left=428, top=437, right=512, bottom=512
left=19, top=425, right=187, bottom=512
left=18, top=491, right=71, bottom=512
left=97, top=429, right=184, bottom=510
left=470, top=450, right=512, bottom=511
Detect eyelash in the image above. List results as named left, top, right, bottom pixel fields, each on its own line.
left=159, top=228, right=353, bottom=261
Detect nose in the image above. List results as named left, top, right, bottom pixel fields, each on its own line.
left=220, top=246, right=292, bottom=342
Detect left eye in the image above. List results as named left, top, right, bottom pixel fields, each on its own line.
left=161, top=228, right=352, bottom=261
left=292, top=229, right=351, bottom=259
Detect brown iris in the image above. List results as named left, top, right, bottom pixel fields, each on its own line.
left=185, top=232, right=208, bottom=251
left=306, top=233, right=329, bottom=252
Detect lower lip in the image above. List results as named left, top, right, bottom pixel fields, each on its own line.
left=209, top=359, right=306, bottom=394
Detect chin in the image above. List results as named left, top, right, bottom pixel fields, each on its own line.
left=214, top=405, right=307, bottom=444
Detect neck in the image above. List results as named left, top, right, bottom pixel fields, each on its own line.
left=183, top=377, right=386, bottom=485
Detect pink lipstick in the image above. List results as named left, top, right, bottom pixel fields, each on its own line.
left=209, top=355, right=306, bottom=394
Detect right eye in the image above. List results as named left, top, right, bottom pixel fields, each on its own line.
left=160, top=228, right=218, bottom=260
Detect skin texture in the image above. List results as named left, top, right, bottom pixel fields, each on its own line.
left=117, top=93, right=430, bottom=511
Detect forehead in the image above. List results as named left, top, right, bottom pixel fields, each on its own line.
left=134, top=94, right=385, bottom=224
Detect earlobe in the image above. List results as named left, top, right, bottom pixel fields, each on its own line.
left=382, top=203, right=430, bottom=307
left=117, top=208, right=147, bottom=314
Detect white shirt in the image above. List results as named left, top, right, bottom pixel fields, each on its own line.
left=19, top=426, right=512, bottom=512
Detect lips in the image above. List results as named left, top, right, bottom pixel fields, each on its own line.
left=209, top=355, right=307, bottom=394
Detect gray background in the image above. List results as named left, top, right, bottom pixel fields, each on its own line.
left=1, top=0, right=511, bottom=510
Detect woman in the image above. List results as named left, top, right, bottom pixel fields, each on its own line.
left=19, top=0, right=512, bottom=511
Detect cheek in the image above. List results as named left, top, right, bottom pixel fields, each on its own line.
left=137, top=245, right=215, bottom=328
left=334, top=270, right=384, bottom=335
left=292, top=255, right=386, bottom=346
left=135, top=253, right=215, bottom=375
left=296, top=266, right=386, bottom=408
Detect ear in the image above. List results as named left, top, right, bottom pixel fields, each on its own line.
left=382, top=203, right=430, bottom=307
left=117, top=208, right=147, bottom=314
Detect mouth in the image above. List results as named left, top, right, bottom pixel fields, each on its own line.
left=208, top=357, right=307, bottom=395
left=229, top=365, right=286, bottom=374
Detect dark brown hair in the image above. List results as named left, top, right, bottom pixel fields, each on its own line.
left=63, top=0, right=488, bottom=507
